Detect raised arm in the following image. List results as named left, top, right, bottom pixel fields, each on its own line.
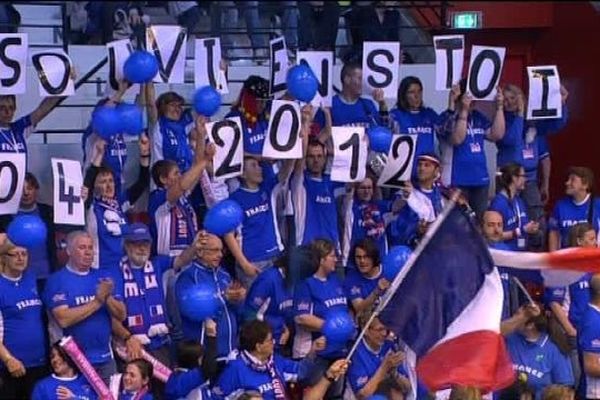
left=145, top=82, right=158, bottom=128
left=30, top=69, right=78, bottom=126
left=294, top=104, right=316, bottom=176
left=448, top=86, right=471, bottom=146
left=166, top=117, right=213, bottom=204
left=487, top=87, right=506, bottom=142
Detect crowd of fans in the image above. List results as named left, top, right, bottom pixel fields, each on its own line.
left=0, top=2, right=597, bottom=400
left=61, top=1, right=414, bottom=62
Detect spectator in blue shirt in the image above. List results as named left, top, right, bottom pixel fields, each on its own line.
left=505, top=310, right=574, bottom=399
left=32, top=343, right=97, bottom=400
left=0, top=245, right=48, bottom=399
left=348, top=314, right=410, bottom=399
left=344, top=238, right=389, bottom=315
left=489, top=163, right=540, bottom=251
left=440, top=80, right=506, bottom=221
left=293, top=239, right=350, bottom=399
left=110, top=359, right=154, bottom=400
left=176, top=233, right=246, bottom=363
left=43, top=231, right=127, bottom=385
left=313, top=61, right=386, bottom=130
left=244, top=254, right=293, bottom=351
left=390, top=76, right=442, bottom=177
left=578, top=274, right=600, bottom=400
left=548, top=166, right=600, bottom=251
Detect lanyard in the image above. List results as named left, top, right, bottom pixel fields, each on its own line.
left=0, top=128, right=19, bottom=152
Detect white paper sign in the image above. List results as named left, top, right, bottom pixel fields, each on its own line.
left=433, top=35, right=464, bottom=90
left=52, top=158, right=84, bottom=225
left=0, top=153, right=26, bottom=215
left=331, top=127, right=368, bottom=182
left=377, top=135, right=417, bottom=188
left=527, top=65, right=562, bottom=120
left=263, top=100, right=302, bottom=159
left=270, top=36, right=288, bottom=95
left=32, top=50, right=75, bottom=97
left=194, top=37, right=228, bottom=93
left=296, top=51, right=333, bottom=107
left=146, top=25, right=187, bottom=83
left=0, top=34, right=28, bottom=95
left=207, top=117, right=244, bottom=180
left=466, top=45, right=506, bottom=100
left=362, top=41, right=400, bottom=98
left=106, top=39, right=138, bottom=92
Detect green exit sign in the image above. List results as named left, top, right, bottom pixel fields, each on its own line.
left=451, top=11, right=483, bottom=29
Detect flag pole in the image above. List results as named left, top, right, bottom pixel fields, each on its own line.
left=345, top=190, right=462, bottom=361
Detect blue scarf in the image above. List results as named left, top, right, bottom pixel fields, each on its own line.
left=120, top=257, right=169, bottom=344
left=240, top=350, right=287, bottom=400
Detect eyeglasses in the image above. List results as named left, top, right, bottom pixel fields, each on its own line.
left=369, top=326, right=388, bottom=333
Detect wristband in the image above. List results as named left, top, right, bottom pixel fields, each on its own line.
left=325, top=372, right=335, bottom=382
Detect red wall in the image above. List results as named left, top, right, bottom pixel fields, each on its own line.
left=532, top=2, right=600, bottom=205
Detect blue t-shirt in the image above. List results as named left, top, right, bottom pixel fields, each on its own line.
left=0, top=115, right=32, bottom=154
left=176, top=262, right=239, bottom=360
left=578, top=303, right=600, bottom=399
left=43, top=266, right=123, bottom=364
left=489, top=192, right=530, bottom=250
left=244, top=267, right=292, bottom=347
left=314, top=94, right=381, bottom=129
left=225, top=109, right=269, bottom=156
left=293, top=274, right=351, bottom=358
left=548, top=196, right=600, bottom=249
left=148, top=188, right=198, bottom=256
left=32, top=374, right=97, bottom=400
left=229, top=180, right=284, bottom=263
left=0, top=270, right=47, bottom=368
left=389, top=107, right=441, bottom=176
left=545, top=273, right=591, bottom=330
left=344, top=267, right=382, bottom=306
left=292, top=171, right=341, bottom=249
left=152, top=110, right=194, bottom=173
left=506, top=333, right=573, bottom=399
left=348, top=339, right=408, bottom=394
left=213, top=352, right=307, bottom=400
left=440, top=109, right=492, bottom=187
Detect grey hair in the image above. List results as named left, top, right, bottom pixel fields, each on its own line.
left=66, top=230, right=92, bottom=254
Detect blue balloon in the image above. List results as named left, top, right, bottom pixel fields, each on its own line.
left=382, top=245, right=412, bottom=281
left=287, top=64, right=318, bottom=102
left=7, top=214, right=47, bottom=248
left=203, top=199, right=244, bottom=236
left=194, top=86, right=221, bottom=117
left=322, top=310, right=355, bottom=346
left=123, top=51, right=158, bottom=84
left=116, top=103, right=143, bottom=136
left=92, top=106, right=121, bottom=139
left=178, top=282, right=219, bottom=322
left=368, top=126, right=393, bottom=153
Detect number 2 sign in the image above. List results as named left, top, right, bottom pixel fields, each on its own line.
left=377, top=134, right=417, bottom=188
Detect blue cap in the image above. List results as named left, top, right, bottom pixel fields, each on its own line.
left=123, top=223, right=152, bottom=242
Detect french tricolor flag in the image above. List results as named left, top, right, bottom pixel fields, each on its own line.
left=377, top=206, right=514, bottom=393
